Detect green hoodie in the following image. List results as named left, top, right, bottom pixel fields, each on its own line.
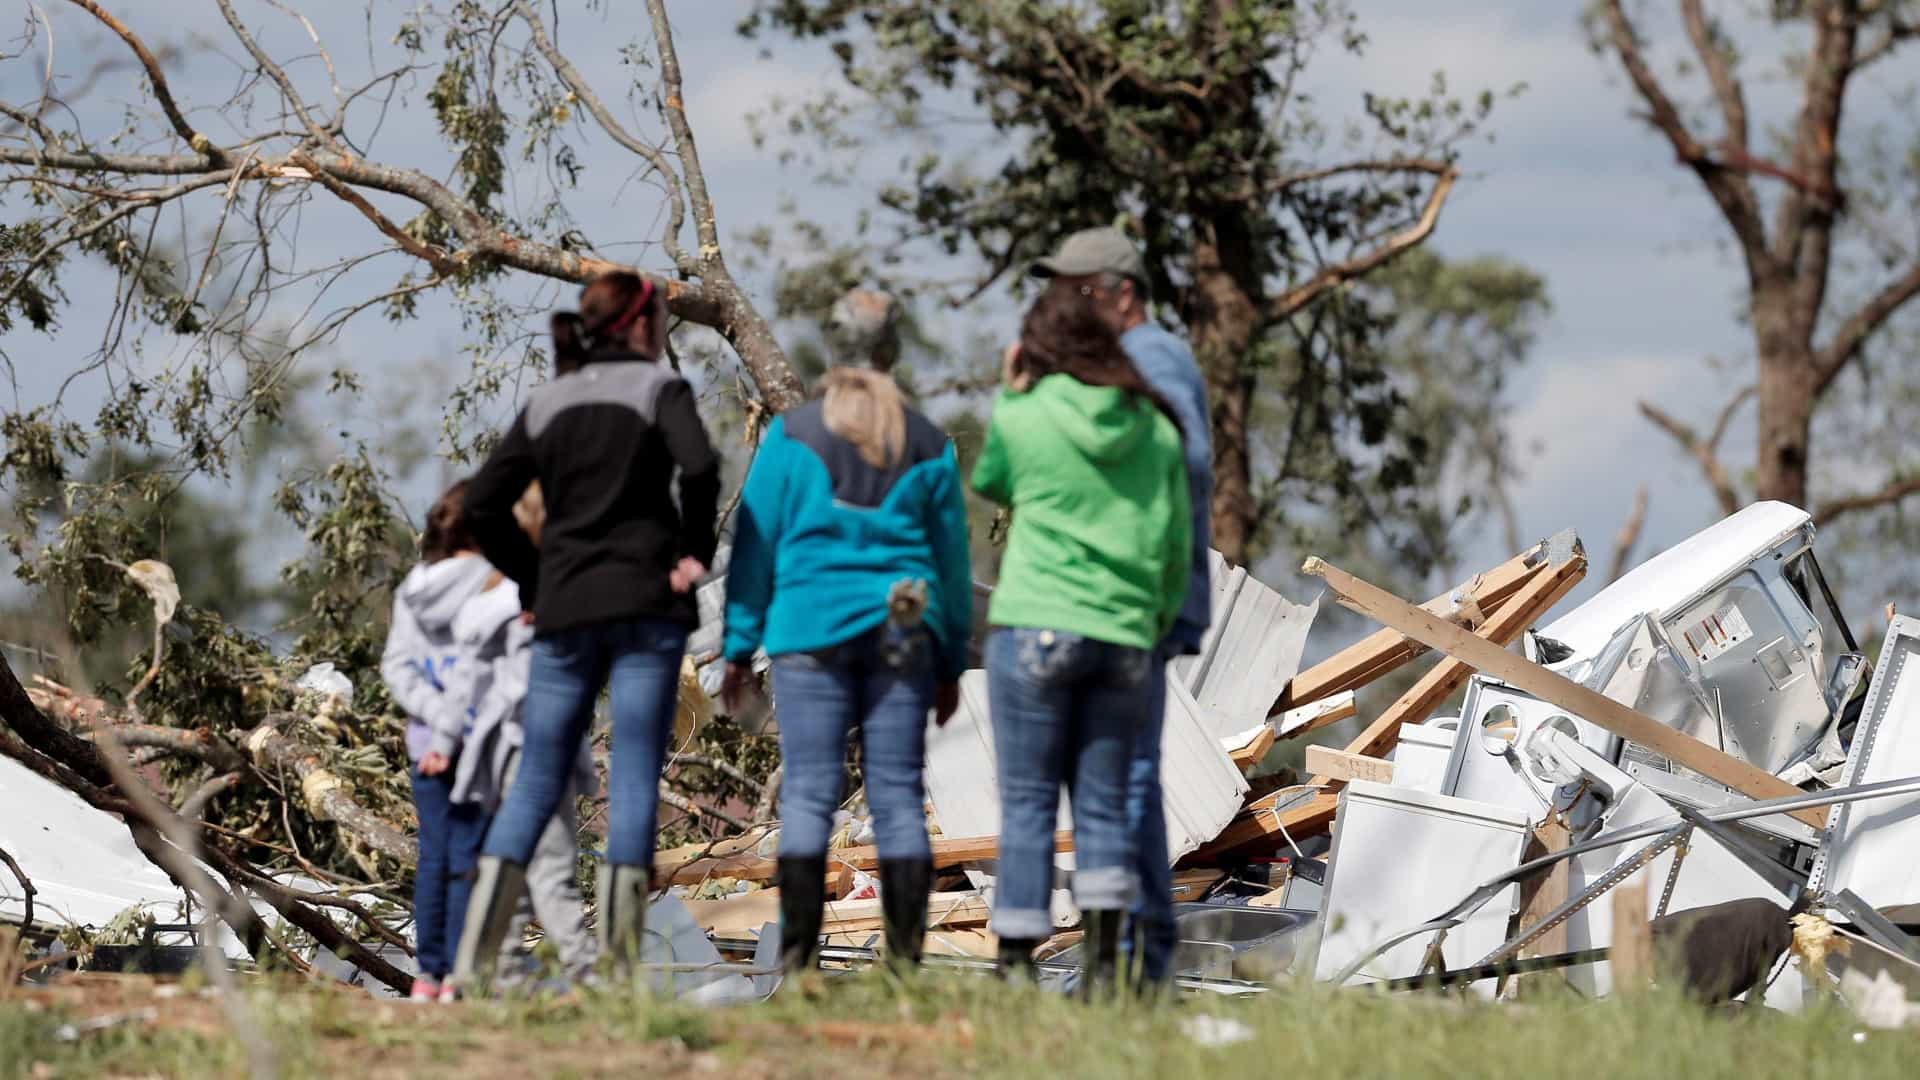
left=971, top=374, right=1192, bottom=650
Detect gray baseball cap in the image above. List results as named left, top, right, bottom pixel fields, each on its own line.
left=1030, top=227, right=1148, bottom=291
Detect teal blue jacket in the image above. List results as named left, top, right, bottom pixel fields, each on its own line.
left=722, top=402, right=973, bottom=680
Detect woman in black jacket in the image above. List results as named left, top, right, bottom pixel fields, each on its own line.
left=452, top=270, right=720, bottom=986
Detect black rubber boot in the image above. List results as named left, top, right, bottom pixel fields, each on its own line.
left=997, top=937, right=1041, bottom=983
left=878, top=858, right=931, bottom=971
left=776, top=855, right=827, bottom=978
left=450, top=856, right=527, bottom=995
left=1077, top=909, right=1123, bottom=1003
left=595, top=863, right=651, bottom=976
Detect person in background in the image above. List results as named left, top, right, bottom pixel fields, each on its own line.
left=720, top=366, right=973, bottom=978
left=444, top=482, right=598, bottom=984
left=1030, top=227, right=1214, bottom=996
left=381, top=480, right=495, bottom=1002
left=453, top=270, right=721, bottom=987
left=972, top=286, right=1192, bottom=999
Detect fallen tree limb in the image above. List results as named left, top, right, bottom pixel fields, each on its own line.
left=0, top=844, right=33, bottom=934
left=242, top=717, right=416, bottom=866
left=0, top=658, right=412, bottom=994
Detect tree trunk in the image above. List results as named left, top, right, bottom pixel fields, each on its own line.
left=1752, top=298, right=1815, bottom=511
left=1186, top=224, right=1262, bottom=566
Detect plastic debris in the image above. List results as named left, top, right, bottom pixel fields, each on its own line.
left=1180, top=1014, right=1255, bottom=1048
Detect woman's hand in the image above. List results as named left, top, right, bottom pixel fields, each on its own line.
left=934, top=680, right=962, bottom=727
left=720, top=661, right=756, bottom=713
left=418, top=752, right=451, bottom=777
left=669, top=557, right=707, bottom=594
left=1001, top=342, right=1033, bottom=392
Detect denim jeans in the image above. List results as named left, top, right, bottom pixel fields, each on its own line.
left=771, top=624, right=935, bottom=861
left=1122, top=646, right=1177, bottom=981
left=411, top=768, right=488, bottom=979
left=986, top=627, right=1150, bottom=940
left=482, top=617, right=688, bottom=868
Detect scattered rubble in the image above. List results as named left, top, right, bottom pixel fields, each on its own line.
left=8, top=500, right=1920, bottom=1021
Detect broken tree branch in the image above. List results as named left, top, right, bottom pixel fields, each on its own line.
left=93, top=725, right=278, bottom=1078
left=1609, top=485, right=1650, bottom=584
left=1680, top=0, right=1748, bottom=151
left=1271, top=167, right=1459, bottom=319
left=61, top=0, right=215, bottom=159
left=1813, top=476, right=1920, bottom=527
left=0, top=844, right=33, bottom=934
left=1815, top=259, right=1920, bottom=395
left=1638, top=386, right=1753, bottom=517
left=1600, top=0, right=1771, bottom=274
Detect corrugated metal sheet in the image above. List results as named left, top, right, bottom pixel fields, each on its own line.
left=1172, top=550, right=1319, bottom=741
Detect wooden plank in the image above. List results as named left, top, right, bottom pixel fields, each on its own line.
left=1199, top=552, right=1587, bottom=859
left=1516, top=819, right=1571, bottom=966
left=659, top=831, right=1075, bottom=887
left=686, top=890, right=991, bottom=937
left=1340, top=552, right=1586, bottom=762
left=1273, top=542, right=1553, bottom=712
left=1228, top=725, right=1278, bottom=772
left=1304, top=746, right=1396, bottom=785
left=1610, top=880, right=1652, bottom=992
left=1169, top=868, right=1226, bottom=903
left=1302, top=557, right=1827, bottom=829
left=1276, top=692, right=1358, bottom=740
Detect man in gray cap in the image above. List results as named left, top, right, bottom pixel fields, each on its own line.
left=1032, top=226, right=1213, bottom=996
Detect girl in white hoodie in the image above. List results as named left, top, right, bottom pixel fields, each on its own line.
left=444, top=483, right=598, bottom=982
left=381, top=480, right=495, bottom=1001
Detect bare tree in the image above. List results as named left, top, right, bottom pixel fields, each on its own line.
left=1597, top=0, right=1920, bottom=526
left=0, top=0, right=804, bottom=459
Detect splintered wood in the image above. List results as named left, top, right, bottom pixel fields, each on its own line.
left=1197, top=539, right=1587, bottom=858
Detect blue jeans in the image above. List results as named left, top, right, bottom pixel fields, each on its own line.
left=482, top=617, right=688, bottom=868
left=1122, top=647, right=1177, bottom=981
left=986, top=627, right=1149, bottom=940
left=411, top=768, right=487, bottom=979
left=771, top=624, right=935, bottom=860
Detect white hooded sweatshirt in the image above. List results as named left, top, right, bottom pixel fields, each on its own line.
left=380, top=555, right=495, bottom=763
left=446, top=580, right=598, bottom=808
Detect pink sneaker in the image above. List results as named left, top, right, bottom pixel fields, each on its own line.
left=409, top=978, right=441, bottom=1002
left=437, top=983, right=460, bottom=1004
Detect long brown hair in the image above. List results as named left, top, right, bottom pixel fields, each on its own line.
left=421, top=479, right=475, bottom=563
left=1018, top=283, right=1183, bottom=435
left=551, top=270, right=665, bottom=374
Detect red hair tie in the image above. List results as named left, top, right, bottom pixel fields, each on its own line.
left=599, top=277, right=656, bottom=341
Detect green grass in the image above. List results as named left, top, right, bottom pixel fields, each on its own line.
left=5, top=971, right=1917, bottom=1079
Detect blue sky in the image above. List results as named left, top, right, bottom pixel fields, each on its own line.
left=3, top=1, right=1912, bottom=625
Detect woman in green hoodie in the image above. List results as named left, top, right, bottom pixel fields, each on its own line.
left=971, top=284, right=1192, bottom=997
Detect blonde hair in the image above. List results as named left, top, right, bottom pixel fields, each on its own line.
left=821, top=367, right=906, bottom=469
left=512, top=481, right=546, bottom=546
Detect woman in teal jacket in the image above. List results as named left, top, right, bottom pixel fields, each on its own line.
left=722, top=367, right=973, bottom=976
left=972, top=284, right=1191, bottom=997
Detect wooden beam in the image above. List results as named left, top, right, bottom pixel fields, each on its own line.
left=1228, top=724, right=1278, bottom=772
left=659, top=831, right=1074, bottom=887
left=1340, top=550, right=1586, bottom=761
left=1610, top=880, right=1652, bottom=992
left=1276, top=692, right=1358, bottom=740
left=1200, top=549, right=1588, bottom=859
left=1273, top=540, right=1556, bottom=713
left=1302, top=558, right=1827, bottom=829
left=1516, top=819, right=1572, bottom=967
left=1305, top=746, right=1396, bottom=785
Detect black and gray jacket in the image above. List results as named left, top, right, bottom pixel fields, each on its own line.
left=466, top=349, right=721, bottom=634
